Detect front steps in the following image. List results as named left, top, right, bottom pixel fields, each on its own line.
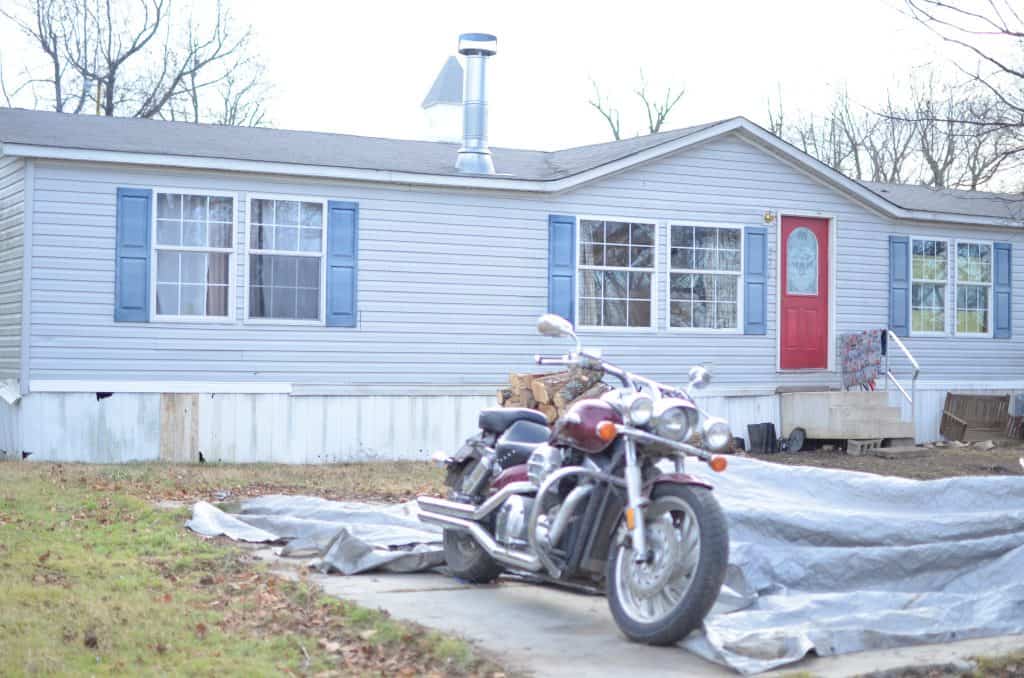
left=780, top=390, right=915, bottom=440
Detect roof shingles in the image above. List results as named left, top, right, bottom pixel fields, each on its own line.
left=1, top=107, right=1019, bottom=220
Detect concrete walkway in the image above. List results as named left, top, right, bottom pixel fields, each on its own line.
left=254, top=549, right=1023, bottom=677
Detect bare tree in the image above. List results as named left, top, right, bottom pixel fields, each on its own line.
left=771, top=88, right=879, bottom=180
left=588, top=79, right=621, bottom=140
left=863, top=95, right=918, bottom=183
left=0, top=0, right=270, bottom=126
left=589, top=72, right=685, bottom=139
left=769, top=77, right=1016, bottom=190
left=635, top=70, right=685, bottom=135
left=903, top=0, right=1024, bottom=162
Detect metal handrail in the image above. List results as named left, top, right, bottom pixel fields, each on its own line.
left=884, top=329, right=920, bottom=405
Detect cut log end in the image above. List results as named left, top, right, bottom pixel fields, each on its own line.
left=501, top=368, right=608, bottom=421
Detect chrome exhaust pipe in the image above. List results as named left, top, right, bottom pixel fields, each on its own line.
left=416, top=481, right=534, bottom=522
left=418, top=507, right=542, bottom=572
left=546, top=484, right=593, bottom=547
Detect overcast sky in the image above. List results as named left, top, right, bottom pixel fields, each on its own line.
left=230, top=0, right=947, bottom=149
left=0, top=0, right=958, bottom=150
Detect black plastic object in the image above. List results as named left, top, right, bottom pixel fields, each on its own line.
left=788, top=427, right=807, bottom=453
left=494, top=419, right=550, bottom=467
left=747, top=423, right=778, bottom=454
left=478, top=407, right=548, bottom=434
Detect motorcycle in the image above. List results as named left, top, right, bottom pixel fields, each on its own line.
left=417, top=314, right=731, bottom=645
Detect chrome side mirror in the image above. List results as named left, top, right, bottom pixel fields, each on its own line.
left=536, top=314, right=576, bottom=339
left=688, top=365, right=711, bottom=390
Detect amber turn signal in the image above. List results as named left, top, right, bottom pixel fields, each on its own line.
left=595, top=420, right=618, bottom=442
left=709, top=456, right=728, bottom=473
left=624, top=507, right=636, bottom=530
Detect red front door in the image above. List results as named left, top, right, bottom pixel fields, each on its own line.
left=780, top=216, right=829, bottom=369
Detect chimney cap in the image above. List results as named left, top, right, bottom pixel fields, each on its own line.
left=458, top=33, right=497, bottom=56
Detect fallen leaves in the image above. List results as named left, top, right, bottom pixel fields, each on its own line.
left=317, top=638, right=342, bottom=653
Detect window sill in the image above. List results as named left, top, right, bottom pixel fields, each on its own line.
left=666, top=327, right=742, bottom=334
left=576, top=325, right=658, bottom=333
left=244, top=318, right=326, bottom=327
left=151, top=315, right=236, bottom=324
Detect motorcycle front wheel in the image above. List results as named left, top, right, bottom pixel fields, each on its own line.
left=605, top=484, right=728, bottom=645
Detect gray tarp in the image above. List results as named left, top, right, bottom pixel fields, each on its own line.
left=186, top=457, right=1024, bottom=674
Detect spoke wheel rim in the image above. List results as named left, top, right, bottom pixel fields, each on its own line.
left=614, top=496, right=701, bottom=626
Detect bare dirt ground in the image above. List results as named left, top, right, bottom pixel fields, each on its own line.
left=748, top=444, right=1024, bottom=480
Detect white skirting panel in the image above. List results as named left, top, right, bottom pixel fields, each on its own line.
left=2, top=392, right=161, bottom=462
left=2, top=386, right=1019, bottom=463
left=2, top=391, right=493, bottom=463
left=691, top=394, right=781, bottom=446
left=196, top=393, right=493, bottom=463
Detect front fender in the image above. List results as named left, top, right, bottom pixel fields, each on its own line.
left=644, top=472, right=712, bottom=496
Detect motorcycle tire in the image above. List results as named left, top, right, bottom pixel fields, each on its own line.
left=442, top=529, right=503, bottom=583
left=605, top=484, right=729, bottom=646
left=440, top=465, right=503, bottom=584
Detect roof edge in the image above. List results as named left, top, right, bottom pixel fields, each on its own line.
left=5, top=119, right=1022, bottom=227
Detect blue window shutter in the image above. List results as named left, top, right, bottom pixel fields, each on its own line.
left=114, top=187, right=152, bottom=322
left=326, top=201, right=358, bottom=327
left=889, top=235, right=910, bottom=337
left=994, top=242, right=1011, bottom=339
left=548, top=214, right=576, bottom=323
left=743, top=226, right=767, bottom=335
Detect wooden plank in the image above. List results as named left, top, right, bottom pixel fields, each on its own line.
left=159, top=393, right=198, bottom=463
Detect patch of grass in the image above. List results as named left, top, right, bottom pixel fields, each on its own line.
left=18, top=459, right=446, bottom=504
left=973, top=651, right=1024, bottom=677
left=0, top=462, right=500, bottom=677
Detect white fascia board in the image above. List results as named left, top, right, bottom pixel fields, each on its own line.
left=30, top=380, right=293, bottom=394
left=6, top=118, right=1022, bottom=229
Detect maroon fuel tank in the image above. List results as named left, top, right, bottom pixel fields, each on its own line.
left=551, top=398, right=623, bottom=454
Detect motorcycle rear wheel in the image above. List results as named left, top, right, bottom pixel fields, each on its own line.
left=441, top=465, right=503, bottom=583
left=605, top=484, right=728, bottom=645
left=442, top=529, right=503, bottom=583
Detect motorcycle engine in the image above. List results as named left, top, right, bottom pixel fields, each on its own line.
left=526, top=443, right=564, bottom=487
left=494, top=495, right=534, bottom=548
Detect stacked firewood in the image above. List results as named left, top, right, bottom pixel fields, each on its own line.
left=496, top=368, right=611, bottom=423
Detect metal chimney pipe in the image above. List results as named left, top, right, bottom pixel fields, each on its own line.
left=455, top=33, right=497, bottom=174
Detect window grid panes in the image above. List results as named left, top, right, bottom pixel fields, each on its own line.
left=577, top=220, right=655, bottom=328
left=956, top=242, right=992, bottom=335
left=911, top=239, right=947, bottom=334
left=154, top=193, right=233, bottom=318
left=669, top=225, right=741, bottom=330
left=248, top=199, right=324, bottom=321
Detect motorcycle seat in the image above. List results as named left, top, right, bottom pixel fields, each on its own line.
left=478, top=407, right=549, bottom=434
left=494, top=419, right=550, bottom=468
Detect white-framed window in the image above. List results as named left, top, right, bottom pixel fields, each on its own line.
left=153, top=191, right=235, bottom=320
left=955, top=240, right=994, bottom=336
left=576, top=218, right=656, bottom=329
left=910, top=237, right=949, bottom=335
left=668, top=224, right=742, bottom=331
left=246, top=196, right=326, bottom=323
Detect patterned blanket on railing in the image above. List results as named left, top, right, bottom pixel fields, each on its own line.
left=839, top=329, right=882, bottom=389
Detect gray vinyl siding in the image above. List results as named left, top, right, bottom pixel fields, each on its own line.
left=25, top=133, right=1024, bottom=390
left=0, top=154, right=24, bottom=380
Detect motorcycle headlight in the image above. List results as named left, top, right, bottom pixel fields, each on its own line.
left=623, top=393, right=654, bottom=427
left=702, top=417, right=732, bottom=452
left=651, top=399, right=698, bottom=441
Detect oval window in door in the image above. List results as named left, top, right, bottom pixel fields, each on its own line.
left=787, top=227, right=819, bottom=295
